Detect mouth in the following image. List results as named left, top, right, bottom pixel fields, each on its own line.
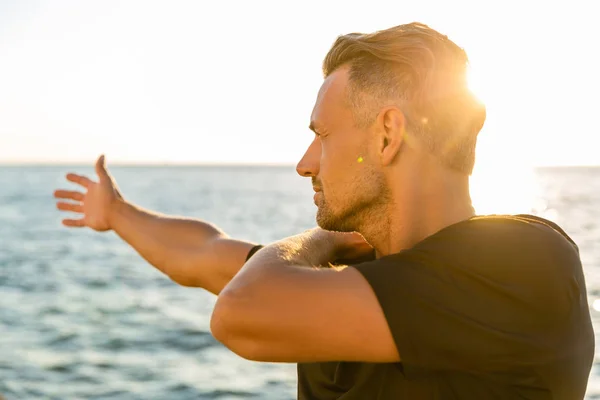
left=313, top=191, right=322, bottom=203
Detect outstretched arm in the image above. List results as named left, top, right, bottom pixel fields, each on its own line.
left=54, top=155, right=257, bottom=295
left=106, top=200, right=257, bottom=294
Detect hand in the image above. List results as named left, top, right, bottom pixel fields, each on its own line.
left=53, top=155, right=124, bottom=231
left=331, top=231, right=375, bottom=262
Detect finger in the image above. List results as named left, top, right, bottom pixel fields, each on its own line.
left=95, top=154, right=110, bottom=181
left=62, top=219, right=86, bottom=227
left=54, top=190, right=85, bottom=201
left=66, top=173, right=94, bottom=188
left=56, top=202, right=84, bottom=213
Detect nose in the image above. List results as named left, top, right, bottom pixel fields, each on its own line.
left=296, top=137, right=320, bottom=178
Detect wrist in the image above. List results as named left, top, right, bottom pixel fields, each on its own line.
left=107, top=197, right=128, bottom=231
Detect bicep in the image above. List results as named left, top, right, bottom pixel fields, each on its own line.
left=213, top=265, right=399, bottom=363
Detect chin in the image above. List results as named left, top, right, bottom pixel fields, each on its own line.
left=316, top=207, right=356, bottom=233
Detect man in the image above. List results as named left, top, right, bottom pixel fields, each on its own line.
left=56, top=22, right=593, bottom=399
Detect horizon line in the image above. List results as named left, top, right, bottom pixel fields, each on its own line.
left=0, top=161, right=599, bottom=168
left=0, top=161, right=297, bottom=167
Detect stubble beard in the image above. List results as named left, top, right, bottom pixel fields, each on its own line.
left=316, top=184, right=389, bottom=234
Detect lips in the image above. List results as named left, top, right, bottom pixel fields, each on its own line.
left=313, top=190, right=323, bottom=204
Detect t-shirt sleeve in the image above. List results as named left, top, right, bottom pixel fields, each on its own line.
left=352, top=221, right=579, bottom=376
left=245, top=244, right=264, bottom=261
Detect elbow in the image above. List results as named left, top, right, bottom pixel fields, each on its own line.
left=209, top=292, right=234, bottom=344
left=165, top=268, right=197, bottom=287
left=210, top=290, right=266, bottom=361
left=168, top=273, right=198, bottom=288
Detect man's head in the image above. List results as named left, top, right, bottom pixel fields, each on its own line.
left=297, top=22, right=486, bottom=232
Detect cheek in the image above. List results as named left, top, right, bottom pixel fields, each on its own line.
left=320, top=140, right=360, bottom=192
left=322, top=134, right=357, bottom=166
left=319, top=143, right=337, bottom=201
left=319, top=140, right=342, bottom=183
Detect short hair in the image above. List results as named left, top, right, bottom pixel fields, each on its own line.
left=323, top=22, right=486, bottom=174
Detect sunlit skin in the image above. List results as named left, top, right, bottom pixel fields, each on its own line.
left=210, top=65, right=477, bottom=362
left=301, top=71, right=389, bottom=236
left=298, top=65, right=475, bottom=255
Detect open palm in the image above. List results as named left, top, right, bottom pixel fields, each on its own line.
left=54, top=155, right=123, bottom=231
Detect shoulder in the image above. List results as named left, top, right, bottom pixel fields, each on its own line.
left=354, top=214, right=582, bottom=287
left=466, top=214, right=577, bottom=245
left=415, top=214, right=579, bottom=266
left=415, top=214, right=576, bottom=249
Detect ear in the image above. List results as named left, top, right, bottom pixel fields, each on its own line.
left=377, top=107, right=405, bottom=166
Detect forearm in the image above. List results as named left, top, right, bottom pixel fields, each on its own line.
left=263, top=230, right=337, bottom=268
left=108, top=199, right=255, bottom=291
left=216, top=232, right=336, bottom=299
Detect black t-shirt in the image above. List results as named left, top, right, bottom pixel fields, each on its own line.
left=248, top=215, right=595, bottom=399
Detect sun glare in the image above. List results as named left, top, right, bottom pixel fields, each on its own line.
left=467, top=63, right=487, bottom=104
left=470, top=162, right=538, bottom=216
left=464, top=57, right=540, bottom=216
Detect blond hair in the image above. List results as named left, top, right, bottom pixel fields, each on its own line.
left=323, top=22, right=486, bottom=174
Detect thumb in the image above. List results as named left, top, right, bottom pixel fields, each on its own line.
left=95, top=154, right=110, bottom=180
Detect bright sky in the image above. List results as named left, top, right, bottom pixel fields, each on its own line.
left=0, top=0, right=598, bottom=168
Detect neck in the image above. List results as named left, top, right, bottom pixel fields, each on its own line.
left=361, top=160, right=475, bottom=257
